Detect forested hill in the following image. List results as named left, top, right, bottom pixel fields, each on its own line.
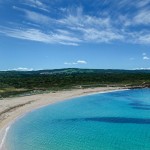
left=0, top=68, right=150, bottom=98
left=1, top=68, right=150, bottom=75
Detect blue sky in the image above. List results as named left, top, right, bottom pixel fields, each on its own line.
left=0, top=0, right=150, bottom=70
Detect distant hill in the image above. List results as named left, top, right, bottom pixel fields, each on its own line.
left=1, top=68, right=150, bottom=75
left=0, top=68, right=150, bottom=98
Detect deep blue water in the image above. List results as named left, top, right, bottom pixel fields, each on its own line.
left=5, top=89, right=150, bottom=150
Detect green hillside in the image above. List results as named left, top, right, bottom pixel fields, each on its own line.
left=0, top=68, right=150, bottom=98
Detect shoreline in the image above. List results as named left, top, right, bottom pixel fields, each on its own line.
left=0, top=87, right=128, bottom=149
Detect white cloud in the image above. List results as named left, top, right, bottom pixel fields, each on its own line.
left=8, top=67, right=33, bottom=71
left=57, top=7, right=123, bottom=43
left=64, top=60, right=87, bottom=65
left=2, top=4, right=150, bottom=46
left=143, top=56, right=150, bottom=60
left=0, top=27, right=80, bottom=45
left=25, top=10, right=51, bottom=24
left=11, top=6, right=123, bottom=44
left=64, top=62, right=71, bottom=65
left=127, top=31, right=150, bottom=44
left=52, top=33, right=81, bottom=43
left=118, top=8, right=150, bottom=30
left=77, top=60, right=87, bottom=64
left=133, top=9, right=150, bottom=25
left=24, top=0, right=49, bottom=12
left=141, top=52, right=150, bottom=60
left=59, top=42, right=79, bottom=46
left=80, top=28, right=124, bottom=43
left=137, top=0, right=150, bottom=7
left=59, top=9, right=111, bottom=29
left=137, top=33, right=150, bottom=44
left=13, top=7, right=52, bottom=25
left=0, top=28, right=53, bottom=43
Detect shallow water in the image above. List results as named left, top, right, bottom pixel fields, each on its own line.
left=5, top=89, right=150, bottom=150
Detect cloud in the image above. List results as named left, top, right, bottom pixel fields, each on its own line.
left=8, top=67, right=33, bottom=71
left=64, top=62, right=73, bottom=65
left=80, top=28, right=124, bottom=43
left=58, top=7, right=123, bottom=43
left=143, top=56, right=150, bottom=60
left=0, top=27, right=54, bottom=43
left=124, top=31, right=150, bottom=45
left=9, top=6, right=123, bottom=45
left=77, top=60, right=87, bottom=64
left=0, top=27, right=80, bottom=45
left=25, top=10, right=51, bottom=24
left=133, top=9, right=150, bottom=25
left=1, top=1, right=150, bottom=46
left=136, top=0, right=150, bottom=7
left=23, top=0, right=49, bottom=12
left=59, top=8, right=111, bottom=28
left=137, top=33, right=150, bottom=44
left=124, top=8, right=150, bottom=27
left=59, top=42, right=79, bottom=46
left=141, top=52, right=150, bottom=60
left=64, top=60, right=87, bottom=65
left=13, top=6, right=52, bottom=25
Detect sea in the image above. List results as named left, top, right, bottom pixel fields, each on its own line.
left=4, top=88, right=150, bottom=150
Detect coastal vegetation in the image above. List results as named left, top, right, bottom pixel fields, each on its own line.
left=0, top=68, right=150, bottom=98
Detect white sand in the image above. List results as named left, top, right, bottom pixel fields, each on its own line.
left=0, top=87, right=127, bottom=149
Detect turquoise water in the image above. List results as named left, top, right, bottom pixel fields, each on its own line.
left=5, top=89, right=150, bottom=150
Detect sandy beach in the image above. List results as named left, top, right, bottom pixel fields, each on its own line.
left=0, top=87, right=126, bottom=149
